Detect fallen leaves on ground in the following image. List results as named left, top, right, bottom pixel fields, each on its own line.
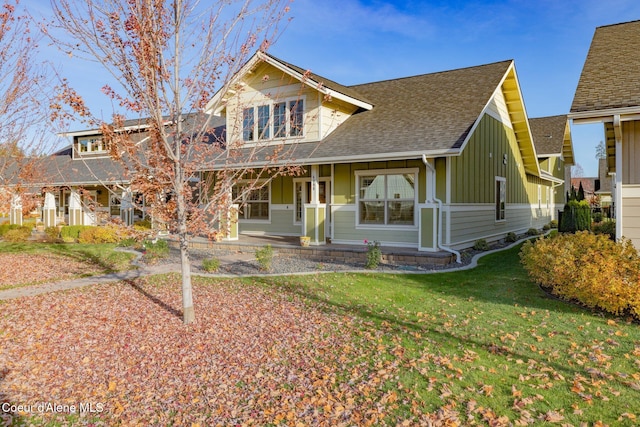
left=0, top=253, right=101, bottom=289
left=0, top=275, right=407, bottom=426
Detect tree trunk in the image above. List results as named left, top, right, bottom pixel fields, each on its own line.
left=179, top=229, right=195, bottom=324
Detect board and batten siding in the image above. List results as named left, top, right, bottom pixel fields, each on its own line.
left=622, top=121, right=640, bottom=185
left=449, top=114, right=530, bottom=205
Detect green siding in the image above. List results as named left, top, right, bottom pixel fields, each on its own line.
left=450, top=114, right=531, bottom=204
left=333, top=210, right=419, bottom=244
left=420, top=207, right=435, bottom=249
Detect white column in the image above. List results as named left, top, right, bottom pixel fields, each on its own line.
left=43, top=192, right=57, bottom=227
left=9, top=194, right=22, bottom=225
left=120, top=189, right=134, bottom=226
left=68, top=190, right=83, bottom=226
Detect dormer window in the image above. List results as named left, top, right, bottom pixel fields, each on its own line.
left=77, top=136, right=105, bottom=154
left=242, top=98, right=304, bottom=142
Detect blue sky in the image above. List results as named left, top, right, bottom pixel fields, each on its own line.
left=35, top=0, right=640, bottom=177
left=265, top=0, right=640, bottom=177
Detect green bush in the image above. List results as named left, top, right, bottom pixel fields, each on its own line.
left=592, top=220, right=616, bottom=240
left=473, top=239, right=489, bottom=251
left=0, top=223, right=21, bottom=237
left=549, top=219, right=558, bottom=229
left=526, top=228, right=539, bottom=236
left=505, top=232, right=517, bottom=243
left=2, top=226, right=32, bottom=242
left=559, top=200, right=591, bottom=233
left=44, top=226, right=60, bottom=241
left=255, top=244, right=273, bottom=271
left=520, top=231, right=640, bottom=319
left=593, top=212, right=603, bottom=223
left=542, top=223, right=550, bottom=231
left=202, top=257, right=221, bottom=272
left=365, top=240, right=382, bottom=269
left=60, top=225, right=94, bottom=241
left=143, top=239, right=169, bottom=262
left=133, top=219, right=152, bottom=230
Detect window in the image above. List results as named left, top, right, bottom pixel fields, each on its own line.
left=496, top=177, right=506, bottom=221
left=242, top=98, right=304, bottom=142
left=77, top=136, right=105, bottom=153
left=294, top=180, right=327, bottom=223
left=356, top=170, right=416, bottom=226
left=233, top=183, right=269, bottom=220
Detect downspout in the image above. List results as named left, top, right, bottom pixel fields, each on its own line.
left=423, top=154, right=461, bottom=263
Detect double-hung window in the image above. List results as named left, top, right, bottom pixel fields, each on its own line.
left=356, top=169, right=417, bottom=226
left=242, top=98, right=304, bottom=142
left=495, top=177, right=506, bottom=221
left=233, top=182, right=270, bottom=220
left=77, top=136, right=105, bottom=154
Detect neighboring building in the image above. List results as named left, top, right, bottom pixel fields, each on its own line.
left=569, top=20, right=640, bottom=247
left=8, top=52, right=573, bottom=254
left=528, top=114, right=575, bottom=218
left=596, top=157, right=613, bottom=216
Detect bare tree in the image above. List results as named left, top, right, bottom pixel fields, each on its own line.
left=45, top=0, right=297, bottom=324
left=595, top=140, right=606, bottom=160
left=0, top=1, right=54, bottom=216
left=572, top=162, right=584, bottom=178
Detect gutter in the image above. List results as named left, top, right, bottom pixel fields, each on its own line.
left=422, top=154, right=461, bottom=263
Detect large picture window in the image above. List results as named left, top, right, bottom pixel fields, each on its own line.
left=496, top=177, right=506, bottom=221
left=356, top=170, right=416, bottom=226
left=233, top=183, right=270, bottom=220
left=242, top=98, right=304, bottom=142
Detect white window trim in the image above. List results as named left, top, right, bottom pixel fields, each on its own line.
left=293, top=177, right=329, bottom=225
left=241, top=95, right=306, bottom=144
left=77, top=136, right=106, bottom=153
left=233, top=180, right=271, bottom=222
left=355, top=168, right=419, bottom=229
left=495, top=176, right=506, bottom=222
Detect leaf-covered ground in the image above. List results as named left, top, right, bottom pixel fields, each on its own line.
left=1, top=275, right=400, bottom=426
left=0, top=254, right=101, bottom=289
left=1, top=245, right=640, bottom=426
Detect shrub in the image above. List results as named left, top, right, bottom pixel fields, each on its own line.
left=505, top=232, right=517, bottom=243
left=593, top=212, right=603, bottom=223
left=60, top=225, right=94, bottom=241
left=559, top=200, right=591, bottom=233
left=202, top=257, right=221, bottom=272
left=593, top=220, right=616, bottom=240
left=2, top=226, right=32, bottom=242
left=473, top=239, right=489, bottom=251
left=143, top=239, right=169, bottom=262
left=0, top=223, right=20, bottom=237
left=133, top=219, right=152, bottom=230
left=78, top=226, right=121, bottom=244
left=520, top=231, right=640, bottom=319
left=526, top=228, right=539, bottom=236
left=549, top=219, right=558, bottom=229
left=542, top=223, right=550, bottom=231
left=364, top=240, right=382, bottom=269
left=44, top=226, right=60, bottom=241
left=255, top=244, right=273, bottom=271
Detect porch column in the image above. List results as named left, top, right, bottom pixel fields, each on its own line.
left=120, top=189, right=134, bottom=226
left=9, top=194, right=22, bottom=226
left=68, top=190, right=83, bottom=226
left=303, top=165, right=326, bottom=245
left=42, top=192, right=57, bottom=227
left=221, top=204, right=239, bottom=241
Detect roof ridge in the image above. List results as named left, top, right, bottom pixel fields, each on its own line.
left=348, top=59, right=514, bottom=88
left=596, top=19, right=640, bottom=29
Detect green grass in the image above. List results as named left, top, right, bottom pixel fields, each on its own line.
left=245, top=244, right=640, bottom=425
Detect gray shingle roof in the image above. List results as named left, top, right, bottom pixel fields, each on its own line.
left=529, top=115, right=568, bottom=156
left=301, top=60, right=513, bottom=161
left=571, top=20, right=640, bottom=113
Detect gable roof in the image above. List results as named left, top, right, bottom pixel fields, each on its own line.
left=571, top=20, right=640, bottom=115
left=529, top=115, right=574, bottom=164
left=205, top=51, right=374, bottom=115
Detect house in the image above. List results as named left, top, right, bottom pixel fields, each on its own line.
left=528, top=114, right=574, bottom=216
left=569, top=20, right=640, bottom=247
left=8, top=52, right=572, bottom=255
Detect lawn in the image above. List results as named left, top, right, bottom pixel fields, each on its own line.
left=0, top=242, right=135, bottom=290
left=1, top=245, right=639, bottom=426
